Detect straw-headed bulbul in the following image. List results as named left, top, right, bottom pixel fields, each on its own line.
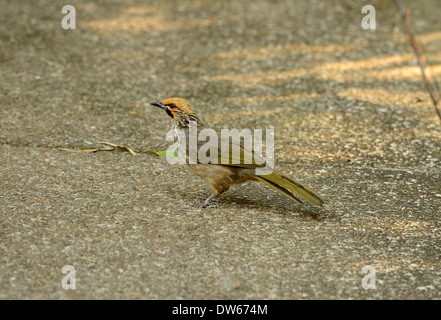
left=150, top=98, right=326, bottom=208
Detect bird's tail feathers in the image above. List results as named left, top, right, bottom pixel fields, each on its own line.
left=256, top=172, right=326, bottom=206
left=255, top=176, right=304, bottom=205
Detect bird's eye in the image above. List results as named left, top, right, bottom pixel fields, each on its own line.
left=164, top=104, right=180, bottom=118
left=167, top=103, right=179, bottom=110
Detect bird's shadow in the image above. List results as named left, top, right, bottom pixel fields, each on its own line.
left=187, top=191, right=330, bottom=221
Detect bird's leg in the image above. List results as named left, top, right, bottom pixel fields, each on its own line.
left=201, top=193, right=217, bottom=208
left=188, top=193, right=220, bottom=208
left=194, top=195, right=221, bottom=203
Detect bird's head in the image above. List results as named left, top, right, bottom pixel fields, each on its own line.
left=150, top=98, right=203, bottom=127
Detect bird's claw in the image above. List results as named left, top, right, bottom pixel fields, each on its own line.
left=194, top=195, right=221, bottom=203
left=188, top=202, right=219, bottom=209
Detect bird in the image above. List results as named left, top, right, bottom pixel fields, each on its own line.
left=150, top=97, right=327, bottom=208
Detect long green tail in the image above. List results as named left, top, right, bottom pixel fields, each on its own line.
left=255, top=172, right=327, bottom=206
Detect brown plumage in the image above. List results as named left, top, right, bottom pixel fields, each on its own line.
left=150, top=98, right=327, bottom=208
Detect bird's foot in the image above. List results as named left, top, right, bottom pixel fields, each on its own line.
left=189, top=194, right=220, bottom=208
left=188, top=202, right=219, bottom=209
left=194, top=195, right=221, bottom=203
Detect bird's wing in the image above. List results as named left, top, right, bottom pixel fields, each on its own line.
left=218, top=140, right=267, bottom=168
left=193, top=137, right=268, bottom=169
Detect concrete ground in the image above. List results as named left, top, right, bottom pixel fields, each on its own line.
left=1, top=0, right=440, bottom=299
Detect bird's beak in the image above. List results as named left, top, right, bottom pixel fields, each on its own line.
left=150, top=101, right=166, bottom=110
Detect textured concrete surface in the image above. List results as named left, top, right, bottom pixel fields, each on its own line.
left=1, top=0, right=440, bottom=299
